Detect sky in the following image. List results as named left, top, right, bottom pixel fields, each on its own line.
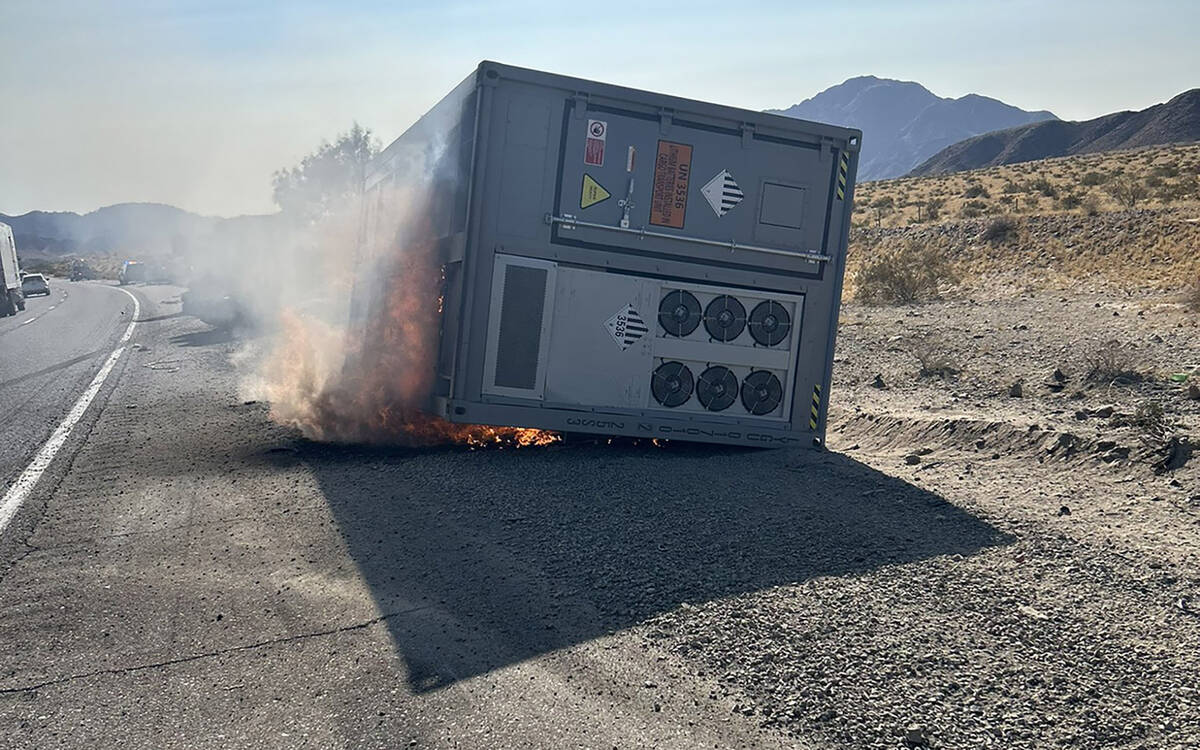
left=1, top=0, right=1197, bottom=217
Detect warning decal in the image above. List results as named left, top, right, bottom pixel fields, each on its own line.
left=580, top=174, right=611, bottom=209
left=584, top=119, right=606, bottom=166
left=700, top=169, right=744, bottom=217
left=649, top=140, right=692, bottom=228
left=604, top=303, right=648, bottom=351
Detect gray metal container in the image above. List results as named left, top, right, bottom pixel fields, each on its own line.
left=361, top=61, right=860, bottom=447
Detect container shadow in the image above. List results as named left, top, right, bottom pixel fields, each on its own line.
left=301, top=441, right=1011, bottom=693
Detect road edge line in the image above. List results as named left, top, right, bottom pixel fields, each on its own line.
left=0, top=286, right=140, bottom=534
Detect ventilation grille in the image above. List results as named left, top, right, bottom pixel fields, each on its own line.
left=493, top=265, right=548, bottom=389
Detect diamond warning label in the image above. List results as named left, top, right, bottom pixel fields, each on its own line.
left=649, top=140, right=692, bottom=229
left=580, top=174, right=611, bottom=209
left=700, top=169, right=744, bottom=217
left=604, top=303, right=648, bottom=351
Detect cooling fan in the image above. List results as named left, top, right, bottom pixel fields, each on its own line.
left=741, top=370, right=783, bottom=415
left=651, top=361, right=694, bottom=407
left=748, top=300, right=791, bottom=347
left=697, top=366, right=738, bottom=411
left=703, top=295, right=746, bottom=342
left=658, top=290, right=702, bottom=337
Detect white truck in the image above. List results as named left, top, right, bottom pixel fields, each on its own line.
left=0, top=222, right=25, bottom=316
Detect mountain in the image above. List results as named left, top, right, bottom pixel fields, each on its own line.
left=911, top=89, right=1200, bottom=176
left=0, top=203, right=222, bottom=256
left=0, top=203, right=284, bottom=259
left=767, top=76, right=1057, bottom=181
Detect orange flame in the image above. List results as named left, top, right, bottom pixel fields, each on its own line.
left=253, top=182, right=558, bottom=448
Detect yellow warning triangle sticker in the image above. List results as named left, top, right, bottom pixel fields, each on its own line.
left=580, top=174, right=611, bottom=209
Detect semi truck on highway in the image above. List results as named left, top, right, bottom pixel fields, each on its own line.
left=0, top=222, right=26, bottom=316
left=356, top=62, right=860, bottom=447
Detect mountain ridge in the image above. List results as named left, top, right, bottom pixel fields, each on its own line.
left=768, top=75, right=1057, bottom=180
left=910, top=89, right=1200, bottom=176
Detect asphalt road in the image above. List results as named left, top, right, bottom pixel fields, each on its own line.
left=0, top=281, right=136, bottom=501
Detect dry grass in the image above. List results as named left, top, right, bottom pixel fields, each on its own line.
left=1186, top=276, right=1200, bottom=312
left=854, top=142, right=1200, bottom=230
left=1085, top=340, right=1145, bottom=385
left=852, top=239, right=957, bottom=304
left=913, top=337, right=960, bottom=379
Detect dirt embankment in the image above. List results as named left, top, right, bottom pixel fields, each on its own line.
left=849, top=208, right=1200, bottom=289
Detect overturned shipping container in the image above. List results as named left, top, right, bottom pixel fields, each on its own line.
left=358, top=62, right=860, bottom=447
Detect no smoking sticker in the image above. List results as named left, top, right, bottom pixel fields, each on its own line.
left=584, top=119, right=606, bottom=166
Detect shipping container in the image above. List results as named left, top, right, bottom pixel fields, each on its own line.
left=358, top=61, right=860, bottom=447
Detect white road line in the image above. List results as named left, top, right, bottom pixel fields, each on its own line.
left=48, top=305, right=56, bottom=311
left=20, top=318, right=37, bottom=325
left=0, top=286, right=140, bottom=535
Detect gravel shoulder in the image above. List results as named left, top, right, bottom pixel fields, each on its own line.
left=1, top=282, right=1197, bottom=749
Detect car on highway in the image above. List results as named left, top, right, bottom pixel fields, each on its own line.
left=20, top=273, right=50, bottom=297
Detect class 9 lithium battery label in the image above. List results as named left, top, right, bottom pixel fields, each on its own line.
left=649, top=140, right=692, bottom=229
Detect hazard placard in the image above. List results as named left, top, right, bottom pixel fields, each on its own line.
left=584, top=119, right=606, bottom=166
left=604, top=303, right=648, bottom=351
left=649, top=140, right=692, bottom=228
left=580, top=174, right=611, bottom=209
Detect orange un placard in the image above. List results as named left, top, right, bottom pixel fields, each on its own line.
left=649, top=140, right=692, bottom=228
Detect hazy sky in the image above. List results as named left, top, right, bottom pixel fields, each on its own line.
left=2, top=0, right=1196, bottom=217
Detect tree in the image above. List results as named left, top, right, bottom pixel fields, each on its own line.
left=1105, top=175, right=1149, bottom=209
left=273, top=123, right=379, bottom=220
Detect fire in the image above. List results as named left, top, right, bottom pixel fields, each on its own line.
left=249, top=183, right=561, bottom=449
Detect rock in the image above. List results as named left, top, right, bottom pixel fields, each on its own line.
left=1052, top=367, right=1067, bottom=382
left=905, top=454, right=921, bottom=465
left=903, top=724, right=931, bottom=747
left=871, top=374, right=887, bottom=389
left=1092, top=405, right=1115, bottom=418
left=1057, top=505, right=1071, bottom=516
left=1188, top=384, right=1200, bottom=401
left=1008, top=380, right=1024, bottom=398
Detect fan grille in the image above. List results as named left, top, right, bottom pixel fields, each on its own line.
left=651, top=361, right=694, bottom=407
left=748, top=300, right=792, bottom=347
left=703, top=295, right=747, bottom=342
left=658, top=290, right=702, bottom=337
left=741, top=370, right=783, bottom=415
left=697, top=366, right=739, bottom=411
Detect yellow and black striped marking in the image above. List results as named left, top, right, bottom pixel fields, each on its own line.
left=809, top=384, right=822, bottom=430
left=835, top=151, right=849, bottom=200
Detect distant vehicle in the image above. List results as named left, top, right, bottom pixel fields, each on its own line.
left=119, top=261, right=147, bottom=285
left=0, top=221, right=26, bottom=316
left=21, top=273, right=51, bottom=297
left=182, top=278, right=243, bottom=329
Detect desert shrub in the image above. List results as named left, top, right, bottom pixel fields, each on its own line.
left=1002, top=180, right=1023, bottom=193
left=1185, top=277, right=1200, bottom=312
left=1058, top=194, right=1083, bottom=210
left=960, top=199, right=988, bottom=218
left=1106, top=175, right=1149, bottom=208
left=1151, top=164, right=1180, bottom=178
left=854, top=240, right=957, bottom=305
left=1080, top=194, right=1102, bottom=216
left=1145, top=175, right=1163, bottom=189
left=963, top=183, right=990, bottom=199
left=981, top=215, right=1019, bottom=243
left=1080, top=171, right=1107, bottom=186
left=913, top=338, right=960, bottom=379
left=1085, top=340, right=1145, bottom=384
left=1031, top=177, right=1057, bottom=197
